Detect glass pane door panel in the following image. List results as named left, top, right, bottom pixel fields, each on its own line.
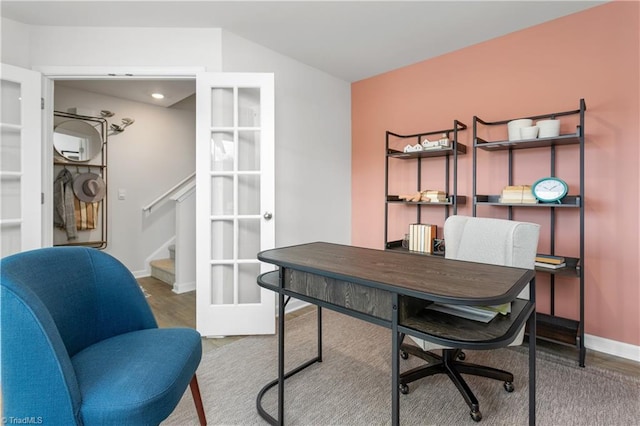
left=210, top=131, right=235, bottom=171
left=238, top=175, right=260, bottom=215
left=238, top=88, right=260, bottom=127
left=0, top=80, right=21, bottom=125
left=211, top=176, right=234, bottom=215
left=238, top=263, right=261, bottom=304
left=211, top=219, right=234, bottom=260
left=238, top=218, right=260, bottom=259
left=1, top=128, right=20, bottom=172
left=1, top=225, right=21, bottom=258
left=238, top=130, right=260, bottom=171
left=210, top=264, right=234, bottom=305
left=1, top=179, right=20, bottom=220
left=210, top=88, right=234, bottom=127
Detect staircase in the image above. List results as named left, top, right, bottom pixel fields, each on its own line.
left=150, top=244, right=175, bottom=286
left=145, top=177, right=196, bottom=294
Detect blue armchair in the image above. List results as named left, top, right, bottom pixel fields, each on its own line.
left=1, top=247, right=206, bottom=425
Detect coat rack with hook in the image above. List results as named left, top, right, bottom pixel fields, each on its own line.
left=53, top=110, right=108, bottom=249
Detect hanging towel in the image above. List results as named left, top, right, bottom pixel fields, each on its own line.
left=53, top=168, right=77, bottom=240
left=74, top=198, right=100, bottom=230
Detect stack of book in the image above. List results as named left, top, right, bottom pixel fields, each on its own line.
left=535, top=254, right=566, bottom=269
left=408, top=223, right=437, bottom=254
left=499, top=185, right=537, bottom=204
left=421, top=190, right=447, bottom=203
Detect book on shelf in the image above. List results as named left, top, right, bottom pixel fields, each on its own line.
left=535, top=261, right=567, bottom=269
left=499, top=185, right=537, bottom=204
left=420, top=190, right=447, bottom=203
left=408, top=223, right=437, bottom=254
left=535, top=254, right=565, bottom=264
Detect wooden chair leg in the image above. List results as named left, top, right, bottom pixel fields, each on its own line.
left=190, top=375, right=207, bottom=425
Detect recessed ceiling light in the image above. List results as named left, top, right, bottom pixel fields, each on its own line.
left=151, top=93, right=165, bottom=99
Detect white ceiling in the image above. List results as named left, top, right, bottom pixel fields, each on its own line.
left=2, top=1, right=605, bottom=105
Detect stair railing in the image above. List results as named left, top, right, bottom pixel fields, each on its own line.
left=142, top=172, right=195, bottom=213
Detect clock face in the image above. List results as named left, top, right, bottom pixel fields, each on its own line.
left=532, top=177, right=568, bottom=202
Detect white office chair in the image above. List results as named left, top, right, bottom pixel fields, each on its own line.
left=399, top=215, right=540, bottom=422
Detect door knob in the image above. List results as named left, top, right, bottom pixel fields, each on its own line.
left=263, top=212, right=273, bottom=220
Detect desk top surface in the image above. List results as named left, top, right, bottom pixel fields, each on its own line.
left=258, top=242, right=535, bottom=305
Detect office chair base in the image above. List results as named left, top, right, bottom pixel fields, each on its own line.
left=399, top=344, right=514, bottom=422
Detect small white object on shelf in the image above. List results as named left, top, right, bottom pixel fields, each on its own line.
left=536, top=119, right=561, bottom=138
left=520, top=126, right=539, bottom=139
left=507, top=118, right=533, bottom=141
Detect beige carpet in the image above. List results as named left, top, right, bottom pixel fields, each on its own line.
left=165, top=309, right=640, bottom=425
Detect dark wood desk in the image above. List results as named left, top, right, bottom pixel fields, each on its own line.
left=256, top=242, right=537, bottom=425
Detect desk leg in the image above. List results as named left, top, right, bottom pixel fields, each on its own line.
left=256, top=293, right=324, bottom=425
left=529, top=277, right=537, bottom=426
left=391, top=293, right=399, bottom=426
left=278, top=292, right=285, bottom=426
left=317, top=306, right=323, bottom=362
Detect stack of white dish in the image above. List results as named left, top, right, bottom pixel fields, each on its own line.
left=536, top=119, right=561, bottom=138
left=507, top=119, right=533, bottom=141
left=507, top=118, right=561, bottom=141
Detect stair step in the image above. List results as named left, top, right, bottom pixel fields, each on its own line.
left=150, top=258, right=175, bottom=285
left=168, top=244, right=176, bottom=260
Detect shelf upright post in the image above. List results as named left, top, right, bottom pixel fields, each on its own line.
left=472, top=117, right=478, bottom=217
left=384, top=132, right=391, bottom=249
left=578, top=98, right=586, bottom=366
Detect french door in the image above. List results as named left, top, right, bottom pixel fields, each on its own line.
left=0, top=64, right=42, bottom=256
left=195, top=72, right=275, bottom=336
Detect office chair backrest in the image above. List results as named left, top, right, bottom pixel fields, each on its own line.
left=444, top=215, right=539, bottom=269
left=1, top=246, right=158, bottom=424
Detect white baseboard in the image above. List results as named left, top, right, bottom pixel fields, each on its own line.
left=585, top=333, right=640, bottom=363
left=132, top=270, right=149, bottom=279
left=173, top=280, right=195, bottom=294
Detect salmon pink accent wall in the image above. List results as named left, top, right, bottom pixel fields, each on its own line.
left=351, top=2, right=639, bottom=347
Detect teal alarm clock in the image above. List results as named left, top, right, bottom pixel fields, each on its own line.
left=531, top=177, right=568, bottom=203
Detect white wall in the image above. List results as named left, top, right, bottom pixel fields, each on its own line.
left=221, top=30, right=352, bottom=247
left=28, top=26, right=222, bottom=70
left=1, top=18, right=31, bottom=67
left=3, top=20, right=352, bottom=270
left=53, top=85, right=196, bottom=274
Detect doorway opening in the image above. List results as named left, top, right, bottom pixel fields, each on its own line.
left=50, top=77, right=197, bottom=320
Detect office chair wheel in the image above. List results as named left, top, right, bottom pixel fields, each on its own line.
left=470, top=408, right=482, bottom=422
left=503, top=381, right=514, bottom=392
left=400, top=350, right=409, bottom=360
left=399, top=383, right=409, bottom=395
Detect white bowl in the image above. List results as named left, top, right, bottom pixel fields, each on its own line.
left=507, top=119, right=533, bottom=141
left=520, top=126, right=539, bottom=139
left=536, top=119, right=560, bottom=138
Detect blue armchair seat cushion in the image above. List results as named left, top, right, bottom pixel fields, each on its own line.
left=71, top=327, right=202, bottom=425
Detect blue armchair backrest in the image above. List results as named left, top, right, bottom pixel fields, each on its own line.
left=1, top=247, right=158, bottom=424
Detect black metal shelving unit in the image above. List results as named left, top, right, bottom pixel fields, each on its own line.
left=384, top=120, right=467, bottom=252
left=472, top=99, right=586, bottom=366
